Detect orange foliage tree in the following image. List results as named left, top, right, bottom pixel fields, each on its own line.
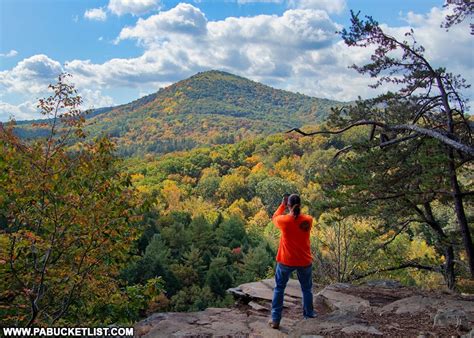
left=0, top=74, right=142, bottom=326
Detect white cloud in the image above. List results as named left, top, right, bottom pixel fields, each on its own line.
left=402, top=7, right=474, bottom=69
left=0, top=54, right=114, bottom=121
left=117, top=3, right=208, bottom=44
left=0, top=54, right=63, bottom=94
left=0, top=89, right=115, bottom=121
left=0, top=100, right=39, bottom=121
left=86, top=4, right=474, bottom=102
left=1, top=4, right=473, bottom=121
left=288, top=0, right=346, bottom=14
left=80, top=89, right=115, bottom=109
left=108, top=0, right=161, bottom=16
left=65, top=4, right=342, bottom=92
left=209, top=9, right=340, bottom=49
left=0, top=50, right=18, bottom=58
left=64, top=52, right=190, bottom=89
left=84, top=7, right=107, bottom=21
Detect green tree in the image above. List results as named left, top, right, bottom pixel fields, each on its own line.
left=218, top=173, right=249, bottom=202
left=256, top=177, right=297, bottom=214
left=170, top=285, right=214, bottom=312
left=291, top=11, right=473, bottom=281
left=318, top=138, right=460, bottom=288
left=196, top=175, right=221, bottom=200
left=189, top=216, right=215, bottom=251
left=181, top=246, right=207, bottom=284
left=95, top=277, right=165, bottom=324
left=216, top=216, right=248, bottom=249
left=237, top=242, right=274, bottom=284
left=338, top=11, right=473, bottom=277
left=121, top=234, right=179, bottom=295
left=187, top=216, right=216, bottom=267
left=442, top=0, right=473, bottom=34
left=205, top=257, right=234, bottom=297
left=0, top=74, right=141, bottom=326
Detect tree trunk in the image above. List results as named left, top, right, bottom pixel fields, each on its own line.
left=444, top=245, right=455, bottom=290
left=420, top=202, right=457, bottom=289
left=448, top=148, right=474, bottom=277
left=437, top=74, right=474, bottom=277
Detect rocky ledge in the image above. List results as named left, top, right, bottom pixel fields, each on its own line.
left=134, top=279, right=474, bottom=337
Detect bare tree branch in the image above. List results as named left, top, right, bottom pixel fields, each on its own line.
left=349, top=260, right=441, bottom=281
left=288, top=120, right=474, bottom=156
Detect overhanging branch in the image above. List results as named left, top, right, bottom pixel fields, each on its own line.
left=349, top=260, right=441, bottom=281
left=288, top=120, right=474, bottom=156
left=379, top=134, right=419, bottom=148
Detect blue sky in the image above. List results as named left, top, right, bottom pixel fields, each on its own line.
left=0, top=0, right=472, bottom=120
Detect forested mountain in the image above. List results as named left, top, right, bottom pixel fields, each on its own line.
left=13, top=70, right=341, bottom=156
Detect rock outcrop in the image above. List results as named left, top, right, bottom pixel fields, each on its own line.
left=134, top=279, right=474, bottom=337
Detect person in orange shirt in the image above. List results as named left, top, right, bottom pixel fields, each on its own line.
left=269, top=193, right=315, bottom=329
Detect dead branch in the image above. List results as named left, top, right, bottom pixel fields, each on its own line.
left=288, top=120, right=474, bottom=156
left=349, top=260, right=441, bottom=281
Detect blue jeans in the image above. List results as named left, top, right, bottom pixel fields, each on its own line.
left=271, top=263, right=315, bottom=323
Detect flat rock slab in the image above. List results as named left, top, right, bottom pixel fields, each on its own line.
left=136, top=281, right=474, bottom=337
left=248, top=301, right=269, bottom=311
left=228, top=278, right=305, bottom=308
left=366, top=280, right=402, bottom=288
left=135, top=307, right=297, bottom=338
left=381, top=295, right=474, bottom=315
left=236, top=278, right=302, bottom=301
left=323, top=282, right=415, bottom=307
left=341, top=324, right=383, bottom=335
left=261, top=279, right=303, bottom=299
left=316, top=288, right=370, bottom=313
left=433, top=308, right=469, bottom=330
left=291, top=282, right=474, bottom=337
left=135, top=308, right=256, bottom=337
left=288, top=309, right=367, bottom=337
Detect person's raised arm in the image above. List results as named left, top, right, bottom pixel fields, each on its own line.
left=272, top=194, right=289, bottom=221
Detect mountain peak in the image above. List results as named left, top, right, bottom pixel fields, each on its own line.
left=17, top=71, right=342, bottom=156
left=168, top=69, right=263, bottom=92
left=192, top=69, right=237, bottom=77
left=190, top=69, right=248, bottom=79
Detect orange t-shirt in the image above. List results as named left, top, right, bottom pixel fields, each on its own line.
left=272, top=203, right=313, bottom=267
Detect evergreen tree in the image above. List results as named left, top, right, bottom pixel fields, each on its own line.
left=205, top=257, right=234, bottom=297
left=291, top=11, right=473, bottom=279
left=216, top=216, right=248, bottom=249
left=238, top=242, right=274, bottom=284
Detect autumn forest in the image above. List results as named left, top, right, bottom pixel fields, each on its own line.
left=1, top=7, right=473, bottom=329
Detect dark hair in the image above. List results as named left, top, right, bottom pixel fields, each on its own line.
left=288, top=194, right=301, bottom=219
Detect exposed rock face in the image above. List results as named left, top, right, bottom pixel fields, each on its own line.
left=134, top=307, right=294, bottom=338
left=380, top=295, right=474, bottom=315
left=292, top=282, right=474, bottom=337
left=135, top=307, right=296, bottom=337
left=316, top=284, right=370, bottom=312
left=340, top=324, right=383, bottom=335
left=228, top=278, right=302, bottom=308
left=433, top=309, right=469, bottom=330
left=134, top=279, right=474, bottom=337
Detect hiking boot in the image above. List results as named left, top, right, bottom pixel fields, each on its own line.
left=304, top=312, right=317, bottom=319
left=268, top=320, right=280, bottom=330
